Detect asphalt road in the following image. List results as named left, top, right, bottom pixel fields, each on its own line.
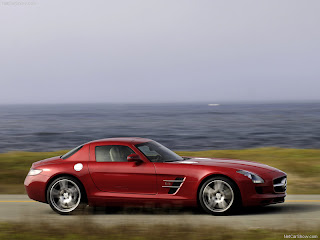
left=0, top=194, right=319, bottom=230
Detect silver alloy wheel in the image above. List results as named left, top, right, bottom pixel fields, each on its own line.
left=49, top=179, right=81, bottom=213
left=202, top=180, right=234, bottom=213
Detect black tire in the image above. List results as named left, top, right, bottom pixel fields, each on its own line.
left=47, top=176, right=87, bottom=215
left=198, top=176, right=241, bottom=215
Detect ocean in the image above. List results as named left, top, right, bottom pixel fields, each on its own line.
left=0, top=102, right=319, bottom=153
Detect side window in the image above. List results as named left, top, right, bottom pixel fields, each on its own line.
left=95, top=145, right=134, bottom=162
left=137, top=145, right=159, bottom=158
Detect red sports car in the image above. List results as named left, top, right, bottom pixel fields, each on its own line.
left=24, top=137, right=287, bottom=215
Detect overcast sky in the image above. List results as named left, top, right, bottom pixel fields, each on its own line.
left=0, top=0, right=319, bottom=104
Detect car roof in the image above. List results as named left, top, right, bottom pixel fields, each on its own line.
left=87, top=137, right=151, bottom=145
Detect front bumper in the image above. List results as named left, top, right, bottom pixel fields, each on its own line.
left=242, top=192, right=286, bottom=206
left=238, top=172, right=287, bottom=207
left=24, top=174, right=50, bottom=203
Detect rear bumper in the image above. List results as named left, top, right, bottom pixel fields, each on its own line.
left=24, top=174, right=49, bottom=203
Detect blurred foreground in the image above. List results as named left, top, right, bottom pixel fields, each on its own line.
left=0, top=220, right=318, bottom=240
left=0, top=194, right=320, bottom=230
left=0, top=194, right=319, bottom=240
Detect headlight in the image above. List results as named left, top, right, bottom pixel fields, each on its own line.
left=237, top=170, right=264, bottom=183
left=28, top=169, right=42, bottom=176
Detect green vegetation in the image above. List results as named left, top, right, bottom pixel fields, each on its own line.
left=0, top=147, right=319, bottom=194
left=0, top=221, right=318, bottom=240
left=0, top=150, right=67, bottom=194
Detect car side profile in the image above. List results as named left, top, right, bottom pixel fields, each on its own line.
left=24, top=137, right=287, bottom=215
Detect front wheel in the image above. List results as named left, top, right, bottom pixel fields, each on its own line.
left=199, top=176, right=240, bottom=215
left=47, top=176, right=86, bottom=215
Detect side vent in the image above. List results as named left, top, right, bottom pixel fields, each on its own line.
left=162, top=177, right=185, bottom=194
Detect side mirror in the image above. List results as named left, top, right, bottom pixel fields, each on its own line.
left=127, top=154, right=143, bottom=163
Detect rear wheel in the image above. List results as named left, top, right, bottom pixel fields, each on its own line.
left=199, top=176, right=240, bottom=215
left=47, top=176, right=86, bottom=215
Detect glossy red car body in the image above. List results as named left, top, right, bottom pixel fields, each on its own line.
left=24, top=137, right=286, bottom=211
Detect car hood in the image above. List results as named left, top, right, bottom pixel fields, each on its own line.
left=32, top=156, right=61, bottom=168
left=176, top=157, right=283, bottom=174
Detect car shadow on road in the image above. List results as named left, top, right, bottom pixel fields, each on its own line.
left=78, top=203, right=320, bottom=216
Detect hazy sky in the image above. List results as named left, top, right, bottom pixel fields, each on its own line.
left=0, top=0, right=319, bottom=104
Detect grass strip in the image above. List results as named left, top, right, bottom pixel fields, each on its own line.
left=1, top=147, right=319, bottom=194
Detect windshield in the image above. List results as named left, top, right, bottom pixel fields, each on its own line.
left=61, top=145, right=83, bottom=159
left=135, top=141, right=183, bottom=162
